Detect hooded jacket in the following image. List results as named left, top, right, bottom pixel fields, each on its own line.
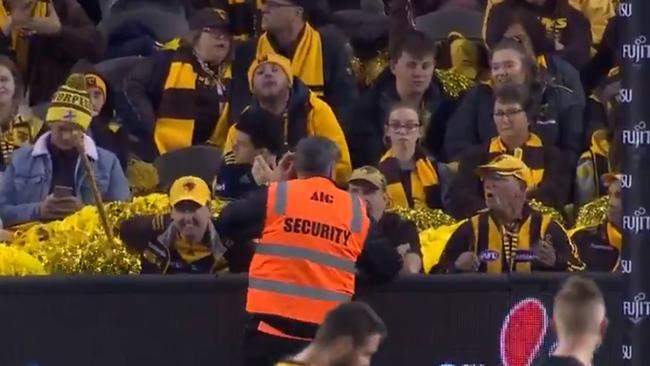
left=223, top=78, right=352, bottom=183
left=444, top=76, right=585, bottom=165
left=348, top=68, right=455, bottom=167
left=574, top=129, right=610, bottom=209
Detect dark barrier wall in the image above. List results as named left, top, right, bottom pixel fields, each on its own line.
left=0, top=274, right=621, bottom=366
left=621, top=0, right=650, bottom=365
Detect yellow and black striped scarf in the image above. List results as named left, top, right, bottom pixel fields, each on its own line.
left=0, top=114, right=43, bottom=169
left=0, top=0, right=48, bottom=74
left=379, top=148, right=441, bottom=209
left=470, top=210, right=553, bottom=273
left=488, top=133, right=545, bottom=190
left=154, top=50, right=230, bottom=154
left=256, top=23, right=325, bottom=96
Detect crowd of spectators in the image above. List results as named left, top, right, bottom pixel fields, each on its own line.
left=0, top=0, right=623, bottom=274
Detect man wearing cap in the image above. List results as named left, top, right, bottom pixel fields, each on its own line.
left=123, top=7, right=233, bottom=160
left=216, top=137, right=400, bottom=366
left=569, top=173, right=622, bottom=272
left=435, top=154, right=584, bottom=274
left=0, top=74, right=130, bottom=227
left=221, top=53, right=352, bottom=184
left=348, top=166, right=422, bottom=273
left=215, top=106, right=285, bottom=200
left=120, top=176, right=252, bottom=274
left=229, top=0, right=356, bottom=128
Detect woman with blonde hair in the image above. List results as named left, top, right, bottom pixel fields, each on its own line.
left=378, top=102, right=448, bottom=210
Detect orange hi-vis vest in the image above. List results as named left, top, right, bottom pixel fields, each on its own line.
left=246, top=177, right=370, bottom=326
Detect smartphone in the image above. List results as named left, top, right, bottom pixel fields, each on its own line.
left=53, top=186, right=73, bottom=198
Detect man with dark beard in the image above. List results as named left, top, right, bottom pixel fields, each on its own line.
left=277, top=302, right=387, bottom=366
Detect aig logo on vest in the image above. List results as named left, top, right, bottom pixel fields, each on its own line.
left=623, top=207, right=650, bottom=234
left=623, top=292, right=650, bottom=324
left=623, top=36, right=650, bottom=63
left=618, top=2, right=632, bottom=17
left=622, top=121, right=650, bottom=148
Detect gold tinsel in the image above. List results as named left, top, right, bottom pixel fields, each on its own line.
left=434, top=69, right=475, bottom=99
left=389, top=206, right=456, bottom=231
left=574, top=196, right=609, bottom=229
left=126, top=159, right=160, bottom=197
left=0, top=244, right=47, bottom=276
left=8, top=194, right=229, bottom=274
left=351, top=50, right=390, bottom=88
left=528, top=199, right=565, bottom=227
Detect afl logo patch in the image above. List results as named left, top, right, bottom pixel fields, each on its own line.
left=479, top=250, right=500, bottom=262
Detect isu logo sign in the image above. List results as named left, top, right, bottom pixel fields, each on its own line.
left=500, top=299, right=548, bottom=366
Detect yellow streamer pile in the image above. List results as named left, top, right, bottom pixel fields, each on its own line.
left=0, top=244, right=47, bottom=275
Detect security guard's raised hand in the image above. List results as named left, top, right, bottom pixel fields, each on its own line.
left=454, top=251, right=480, bottom=273
left=252, top=152, right=296, bottom=185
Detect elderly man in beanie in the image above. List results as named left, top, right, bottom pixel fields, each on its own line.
left=435, top=154, right=584, bottom=274
left=120, top=176, right=253, bottom=274
left=122, top=8, right=233, bottom=161
left=0, top=74, right=130, bottom=227
left=229, top=0, right=357, bottom=128
left=215, top=106, right=285, bottom=200
left=222, top=53, right=352, bottom=184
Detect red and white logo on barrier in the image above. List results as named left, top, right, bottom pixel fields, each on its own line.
left=500, top=298, right=548, bottom=366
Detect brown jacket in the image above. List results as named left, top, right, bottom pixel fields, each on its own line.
left=0, top=0, right=104, bottom=105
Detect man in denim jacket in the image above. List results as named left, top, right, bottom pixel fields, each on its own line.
left=0, top=74, right=130, bottom=227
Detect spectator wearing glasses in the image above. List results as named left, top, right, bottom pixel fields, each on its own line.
left=123, top=8, right=233, bottom=161
left=229, top=0, right=357, bottom=128
left=448, top=84, right=570, bottom=219
left=445, top=38, right=584, bottom=165
left=349, top=29, right=454, bottom=166
left=378, top=103, right=449, bottom=211
left=0, top=0, right=103, bottom=105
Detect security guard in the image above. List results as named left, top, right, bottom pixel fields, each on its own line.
left=436, top=155, right=584, bottom=274
left=216, top=137, right=401, bottom=366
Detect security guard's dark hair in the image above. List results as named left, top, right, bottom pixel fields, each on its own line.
left=295, top=136, right=340, bottom=177
left=314, top=301, right=387, bottom=346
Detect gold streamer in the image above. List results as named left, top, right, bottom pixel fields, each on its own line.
left=529, top=199, right=566, bottom=227
left=389, top=206, right=456, bottom=231
left=434, top=69, right=475, bottom=99
left=574, top=196, right=608, bottom=229
left=0, top=244, right=47, bottom=276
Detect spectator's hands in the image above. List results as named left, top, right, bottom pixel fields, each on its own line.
left=454, top=251, right=480, bottom=272
left=40, top=195, right=83, bottom=218
left=252, top=152, right=295, bottom=185
left=534, top=235, right=557, bottom=268
left=23, top=3, right=60, bottom=35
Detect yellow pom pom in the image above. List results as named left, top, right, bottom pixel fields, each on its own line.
left=65, top=73, right=88, bottom=91
left=0, top=244, right=47, bottom=276
left=574, top=196, right=608, bottom=229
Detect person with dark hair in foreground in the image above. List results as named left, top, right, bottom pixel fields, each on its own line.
left=216, top=136, right=400, bottom=366
left=537, top=276, right=607, bottom=366
left=277, top=301, right=387, bottom=366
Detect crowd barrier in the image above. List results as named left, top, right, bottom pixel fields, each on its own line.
left=0, top=273, right=622, bottom=366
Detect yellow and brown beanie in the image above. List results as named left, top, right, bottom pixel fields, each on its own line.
left=45, top=73, right=93, bottom=130
left=247, top=53, right=293, bottom=90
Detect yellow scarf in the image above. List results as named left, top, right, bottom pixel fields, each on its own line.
left=488, top=133, right=544, bottom=189
left=470, top=212, right=553, bottom=273
left=154, top=52, right=231, bottom=154
left=606, top=221, right=622, bottom=252
left=256, top=23, right=325, bottom=96
left=0, top=1, right=48, bottom=73
left=380, top=149, right=439, bottom=209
